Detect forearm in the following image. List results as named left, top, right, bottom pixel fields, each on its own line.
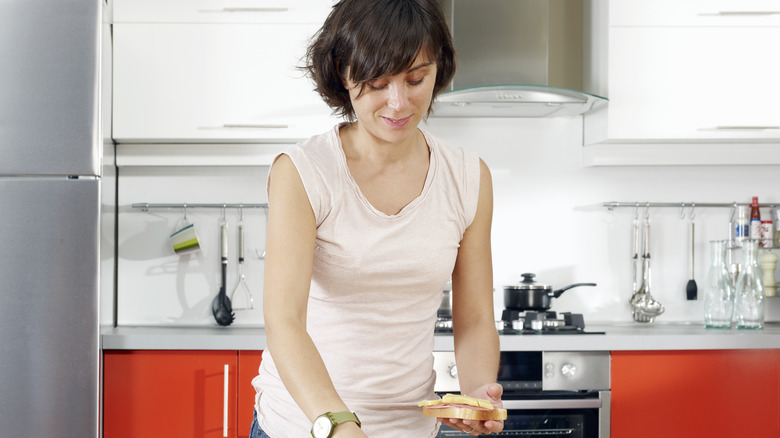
left=265, top=316, right=350, bottom=421
left=453, top=316, right=500, bottom=395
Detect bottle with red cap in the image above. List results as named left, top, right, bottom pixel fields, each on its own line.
left=749, top=197, right=761, bottom=240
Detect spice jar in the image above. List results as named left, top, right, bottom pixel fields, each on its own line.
left=734, top=205, right=750, bottom=246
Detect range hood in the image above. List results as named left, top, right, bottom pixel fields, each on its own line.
left=432, top=0, right=606, bottom=118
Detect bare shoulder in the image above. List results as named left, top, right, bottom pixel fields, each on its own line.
left=478, top=158, right=493, bottom=188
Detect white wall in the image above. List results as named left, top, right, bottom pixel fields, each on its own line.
left=117, top=166, right=269, bottom=326
left=115, top=117, right=780, bottom=326
left=423, top=116, right=780, bottom=324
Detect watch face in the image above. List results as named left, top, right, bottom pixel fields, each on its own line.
left=311, top=415, right=332, bottom=438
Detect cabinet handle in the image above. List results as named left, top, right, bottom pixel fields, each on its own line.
left=716, top=11, right=780, bottom=16
left=502, top=398, right=602, bottom=410
left=220, top=7, right=289, bottom=12
left=709, top=125, right=780, bottom=131
left=223, top=364, right=229, bottom=438
left=222, top=123, right=289, bottom=129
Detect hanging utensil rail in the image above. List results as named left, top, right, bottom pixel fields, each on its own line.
left=603, top=201, right=779, bottom=210
left=132, top=202, right=268, bottom=211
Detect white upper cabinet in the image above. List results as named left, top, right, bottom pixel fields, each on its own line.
left=113, top=1, right=340, bottom=144
left=113, top=0, right=334, bottom=24
left=609, top=0, right=780, bottom=26
left=583, top=0, right=780, bottom=165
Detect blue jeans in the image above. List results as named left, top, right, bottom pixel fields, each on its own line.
left=250, top=410, right=273, bottom=438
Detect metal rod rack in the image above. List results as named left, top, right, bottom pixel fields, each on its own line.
left=603, top=201, right=779, bottom=210
left=131, top=202, right=268, bottom=211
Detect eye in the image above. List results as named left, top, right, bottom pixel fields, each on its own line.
left=408, top=78, right=424, bottom=86
left=366, top=81, right=387, bottom=91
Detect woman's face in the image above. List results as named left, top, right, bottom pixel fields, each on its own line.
left=344, top=52, right=438, bottom=145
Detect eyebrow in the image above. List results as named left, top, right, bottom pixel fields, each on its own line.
left=406, top=61, right=435, bottom=73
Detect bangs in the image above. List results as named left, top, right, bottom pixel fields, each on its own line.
left=340, top=1, right=436, bottom=83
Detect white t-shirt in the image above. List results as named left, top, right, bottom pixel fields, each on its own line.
left=253, top=125, right=481, bottom=437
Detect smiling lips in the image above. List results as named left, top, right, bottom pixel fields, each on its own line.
left=383, top=115, right=412, bottom=128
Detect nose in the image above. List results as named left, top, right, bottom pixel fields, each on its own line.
left=386, top=81, right=409, bottom=111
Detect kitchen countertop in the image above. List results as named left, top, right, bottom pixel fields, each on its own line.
left=101, top=322, right=780, bottom=351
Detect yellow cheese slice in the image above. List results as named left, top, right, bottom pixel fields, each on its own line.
left=441, top=394, right=494, bottom=409
left=417, top=399, right=445, bottom=407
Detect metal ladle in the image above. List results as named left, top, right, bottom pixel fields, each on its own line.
left=630, top=208, right=665, bottom=323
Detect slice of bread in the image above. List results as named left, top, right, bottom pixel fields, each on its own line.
left=422, top=405, right=508, bottom=421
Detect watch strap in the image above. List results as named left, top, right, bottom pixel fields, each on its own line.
left=330, top=411, right=361, bottom=428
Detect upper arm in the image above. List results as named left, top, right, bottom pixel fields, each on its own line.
left=451, top=158, right=494, bottom=325
left=263, top=154, right=317, bottom=328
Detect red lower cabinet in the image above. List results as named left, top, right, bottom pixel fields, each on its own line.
left=611, top=349, right=780, bottom=438
left=104, top=350, right=263, bottom=438
left=237, top=351, right=263, bottom=437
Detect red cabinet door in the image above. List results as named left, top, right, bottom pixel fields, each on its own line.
left=237, top=351, right=263, bottom=438
left=612, top=349, right=780, bottom=438
left=104, top=350, right=238, bottom=438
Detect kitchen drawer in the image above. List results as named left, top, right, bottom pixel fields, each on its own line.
left=608, top=0, right=780, bottom=27
left=113, top=23, right=339, bottom=143
left=113, top=0, right=334, bottom=24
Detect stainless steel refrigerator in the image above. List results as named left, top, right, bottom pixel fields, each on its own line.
left=1, top=0, right=107, bottom=436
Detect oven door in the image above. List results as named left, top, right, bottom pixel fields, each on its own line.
left=436, top=391, right=610, bottom=438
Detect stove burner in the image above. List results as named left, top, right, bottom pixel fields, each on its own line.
left=500, top=310, right=604, bottom=335
left=434, top=311, right=605, bottom=334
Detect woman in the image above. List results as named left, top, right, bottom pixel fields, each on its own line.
left=250, top=0, right=502, bottom=436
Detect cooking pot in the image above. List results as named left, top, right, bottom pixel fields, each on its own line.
left=504, top=273, right=596, bottom=311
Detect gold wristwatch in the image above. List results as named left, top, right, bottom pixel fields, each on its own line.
left=310, top=411, right=361, bottom=438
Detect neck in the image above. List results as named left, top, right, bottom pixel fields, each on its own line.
left=340, top=122, right=424, bottom=164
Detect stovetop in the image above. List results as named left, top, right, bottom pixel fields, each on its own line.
left=434, top=310, right=605, bottom=335
left=500, top=310, right=605, bottom=335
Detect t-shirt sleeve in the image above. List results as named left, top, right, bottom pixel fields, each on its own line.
left=267, top=144, right=326, bottom=227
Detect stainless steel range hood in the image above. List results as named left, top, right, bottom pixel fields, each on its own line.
left=432, top=0, right=606, bottom=118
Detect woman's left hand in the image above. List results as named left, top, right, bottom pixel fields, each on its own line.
left=439, top=383, right=504, bottom=436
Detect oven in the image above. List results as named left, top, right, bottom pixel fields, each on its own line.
left=433, top=351, right=610, bottom=438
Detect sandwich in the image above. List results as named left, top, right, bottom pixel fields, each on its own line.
left=418, top=394, right=507, bottom=421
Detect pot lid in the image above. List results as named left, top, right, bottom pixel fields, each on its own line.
left=504, top=273, right=551, bottom=290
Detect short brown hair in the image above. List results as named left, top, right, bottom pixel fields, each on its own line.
left=303, top=0, right=456, bottom=121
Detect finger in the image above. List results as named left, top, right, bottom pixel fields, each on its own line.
left=461, top=419, right=489, bottom=435
left=484, top=419, right=504, bottom=433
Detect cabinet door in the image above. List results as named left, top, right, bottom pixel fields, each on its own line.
left=114, top=0, right=333, bottom=24
left=104, top=350, right=238, bottom=438
left=113, top=22, right=339, bottom=143
left=607, top=26, right=780, bottom=141
left=611, top=350, right=780, bottom=438
left=237, top=351, right=263, bottom=437
left=609, top=0, right=780, bottom=26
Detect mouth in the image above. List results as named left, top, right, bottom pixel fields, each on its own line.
left=382, top=115, right=412, bottom=128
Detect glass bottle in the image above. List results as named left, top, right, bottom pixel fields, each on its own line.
left=733, top=239, right=764, bottom=329
left=704, top=240, right=734, bottom=328
left=749, top=197, right=761, bottom=240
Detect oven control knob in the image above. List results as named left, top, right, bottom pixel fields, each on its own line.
left=561, top=363, right=577, bottom=378
left=448, top=363, right=458, bottom=379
